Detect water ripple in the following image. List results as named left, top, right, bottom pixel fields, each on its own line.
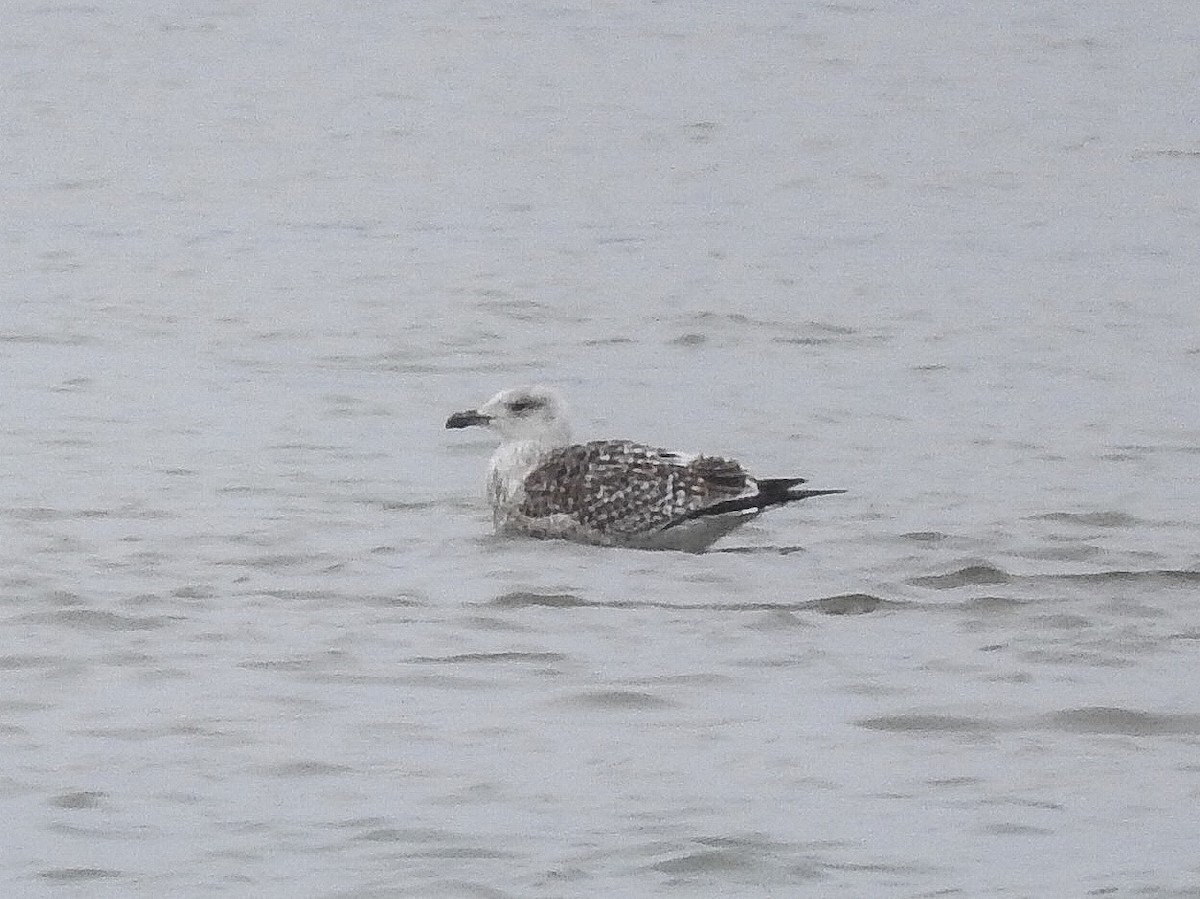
left=38, top=868, right=120, bottom=882
left=911, top=566, right=1200, bottom=590
left=1038, top=707, right=1200, bottom=736
left=18, top=609, right=172, bottom=631
left=410, top=651, right=566, bottom=664
left=490, top=591, right=901, bottom=614
left=556, top=690, right=675, bottom=710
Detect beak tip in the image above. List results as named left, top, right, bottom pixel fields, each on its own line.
left=446, top=410, right=488, bottom=429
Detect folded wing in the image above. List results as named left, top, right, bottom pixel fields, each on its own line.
left=520, top=440, right=754, bottom=538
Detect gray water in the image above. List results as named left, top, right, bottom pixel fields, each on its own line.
left=4, top=1, right=1200, bottom=896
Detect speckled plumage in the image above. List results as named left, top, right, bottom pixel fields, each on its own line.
left=520, top=441, right=750, bottom=537
left=445, top=385, right=845, bottom=553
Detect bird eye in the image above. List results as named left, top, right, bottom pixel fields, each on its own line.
left=508, top=398, right=542, bottom=414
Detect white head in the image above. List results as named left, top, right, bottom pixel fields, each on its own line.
left=445, top=385, right=571, bottom=447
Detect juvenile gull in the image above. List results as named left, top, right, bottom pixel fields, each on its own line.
left=445, top=385, right=845, bottom=553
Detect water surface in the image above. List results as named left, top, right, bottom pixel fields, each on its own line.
left=3, top=1, right=1199, bottom=896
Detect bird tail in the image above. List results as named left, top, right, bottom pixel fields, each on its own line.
left=665, top=478, right=846, bottom=527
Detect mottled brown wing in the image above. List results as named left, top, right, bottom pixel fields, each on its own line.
left=520, top=441, right=750, bottom=536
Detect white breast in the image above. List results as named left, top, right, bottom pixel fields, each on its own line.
left=486, top=440, right=548, bottom=518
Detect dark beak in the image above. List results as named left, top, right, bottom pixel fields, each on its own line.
left=445, top=410, right=491, bottom=429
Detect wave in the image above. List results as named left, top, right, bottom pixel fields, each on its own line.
left=490, top=591, right=901, bottom=614
left=909, top=565, right=1200, bottom=590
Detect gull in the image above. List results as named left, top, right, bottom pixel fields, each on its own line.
left=445, top=385, right=845, bottom=553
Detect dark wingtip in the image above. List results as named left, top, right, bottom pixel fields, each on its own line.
left=446, top=410, right=490, bottom=429
left=786, top=488, right=847, bottom=500
left=668, top=485, right=846, bottom=528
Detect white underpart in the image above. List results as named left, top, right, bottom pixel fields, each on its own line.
left=487, top=439, right=556, bottom=529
